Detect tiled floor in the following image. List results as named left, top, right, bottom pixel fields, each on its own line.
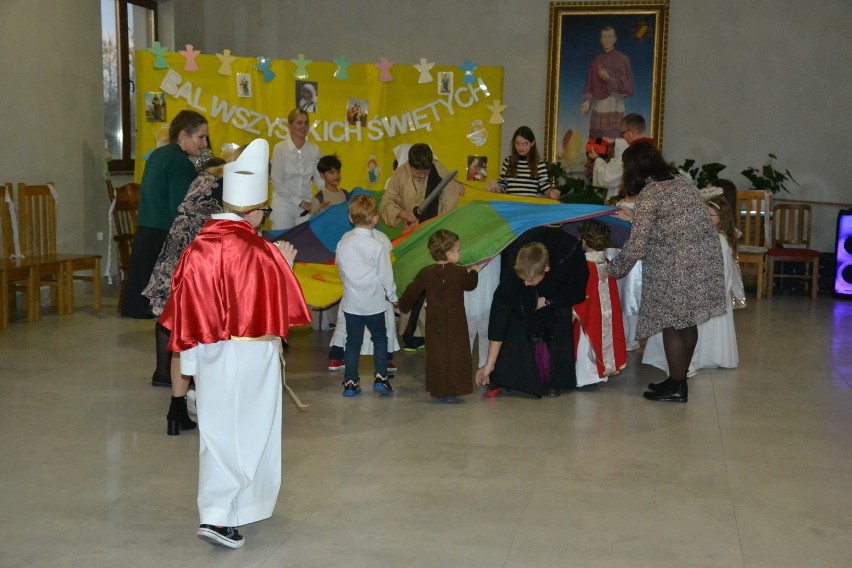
left=1, top=292, right=850, bottom=567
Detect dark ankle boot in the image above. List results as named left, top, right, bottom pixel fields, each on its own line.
left=643, top=378, right=688, bottom=403
left=167, top=396, right=197, bottom=436
left=647, top=377, right=672, bottom=392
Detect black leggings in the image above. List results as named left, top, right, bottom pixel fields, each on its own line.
left=154, top=323, right=172, bottom=382
left=662, top=326, right=698, bottom=381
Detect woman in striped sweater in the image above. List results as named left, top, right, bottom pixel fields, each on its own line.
left=487, top=126, right=560, bottom=200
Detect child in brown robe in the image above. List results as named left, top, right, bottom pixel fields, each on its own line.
left=398, top=230, right=480, bottom=403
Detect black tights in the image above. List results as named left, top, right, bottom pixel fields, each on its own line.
left=154, top=323, right=173, bottom=381
left=662, top=325, right=698, bottom=381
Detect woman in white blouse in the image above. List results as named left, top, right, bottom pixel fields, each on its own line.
left=269, top=108, right=323, bottom=230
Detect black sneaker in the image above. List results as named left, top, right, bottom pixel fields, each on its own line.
left=197, top=524, right=244, bottom=549
left=373, top=375, right=394, bottom=396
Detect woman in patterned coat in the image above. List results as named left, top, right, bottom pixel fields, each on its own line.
left=142, top=157, right=230, bottom=434
left=608, top=142, right=726, bottom=403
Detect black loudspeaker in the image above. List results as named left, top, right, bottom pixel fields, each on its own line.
left=835, top=209, right=852, bottom=298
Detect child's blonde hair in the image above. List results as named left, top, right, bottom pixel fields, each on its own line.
left=514, top=242, right=549, bottom=281
left=348, top=194, right=377, bottom=225
left=427, top=229, right=459, bottom=262
left=578, top=219, right=611, bottom=252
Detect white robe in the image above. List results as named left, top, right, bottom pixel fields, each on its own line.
left=329, top=303, right=400, bottom=355
left=464, top=257, right=501, bottom=367
left=181, top=338, right=283, bottom=527
left=575, top=331, right=604, bottom=387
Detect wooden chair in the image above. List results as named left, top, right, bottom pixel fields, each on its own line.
left=17, top=182, right=101, bottom=314
left=766, top=203, right=819, bottom=299
left=736, top=190, right=771, bottom=299
left=110, top=183, right=140, bottom=312
left=1, top=182, right=41, bottom=324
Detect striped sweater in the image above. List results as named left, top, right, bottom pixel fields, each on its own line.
left=497, top=157, right=550, bottom=197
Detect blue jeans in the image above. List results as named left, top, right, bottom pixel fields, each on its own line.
left=343, top=311, right=388, bottom=382
left=329, top=345, right=393, bottom=362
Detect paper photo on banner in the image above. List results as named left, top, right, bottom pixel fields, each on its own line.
left=236, top=73, right=252, bottom=98
left=438, top=72, right=453, bottom=95
left=297, top=81, right=318, bottom=113
left=367, top=156, right=382, bottom=184
left=346, top=98, right=368, bottom=126
left=466, top=155, right=487, bottom=181
left=467, top=120, right=488, bottom=147
left=145, top=92, right=166, bottom=122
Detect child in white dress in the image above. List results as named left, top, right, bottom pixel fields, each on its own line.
left=574, top=220, right=628, bottom=388
left=643, top=193, right=744, bottom=374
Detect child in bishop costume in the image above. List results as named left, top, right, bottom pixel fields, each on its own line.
left=573, top=220, right=628, bottom=388
left=160, top=139, right=311, bottom=550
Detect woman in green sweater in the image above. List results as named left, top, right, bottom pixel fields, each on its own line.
left=122, top=110, right=208, bottom=388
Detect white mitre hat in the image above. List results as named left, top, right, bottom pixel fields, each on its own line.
left=223, top=138, right=269, bottom=211
left=392, top=144, right=413, bottom=167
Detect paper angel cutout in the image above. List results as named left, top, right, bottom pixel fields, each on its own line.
left=486, top=100, right=508, bottom=124
left=216, top=49, right=237, bottom=75
left=148, top=41, right=169, bottom=69
left=414, top=58, right=435, bottom=83
left=256, top=56, right=276, bottom=83
left=333, top=55, right=352, bottom=80
left=291, top=54, right=311, bottom=79
left=178, top=44, right=201, bottom=72
left=459, top=58, right=478, bottom=84
left=375, top=57, right=394, bottom=82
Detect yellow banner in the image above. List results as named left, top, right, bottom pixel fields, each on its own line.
left=134, top=51, right=504, bottom=191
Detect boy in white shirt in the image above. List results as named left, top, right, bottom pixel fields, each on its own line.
left=336, top=195, right=399, bottom=397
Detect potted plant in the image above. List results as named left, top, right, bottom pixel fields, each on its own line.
left=677, top=159, right=727, bottom=188
left=741, top=153, right=798, bottom=194
left=546, top=162, right=606, bottom=204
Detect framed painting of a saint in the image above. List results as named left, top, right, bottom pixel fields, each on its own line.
left=544, top=1, right=669, bottom=174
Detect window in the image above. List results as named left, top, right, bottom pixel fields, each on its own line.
left=101, top=0, right=158, bottom=172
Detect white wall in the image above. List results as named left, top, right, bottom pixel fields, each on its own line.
left=171, top=0, right=851, bottom=251
left=0, top=0, right=106, bottom=255
left=1, top=1, right=848, bottom=254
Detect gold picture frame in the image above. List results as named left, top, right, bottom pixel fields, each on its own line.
left=544, top=1, right=669, bottom=172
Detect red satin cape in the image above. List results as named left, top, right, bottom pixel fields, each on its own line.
left=160, top=219, right=312, bottom=351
